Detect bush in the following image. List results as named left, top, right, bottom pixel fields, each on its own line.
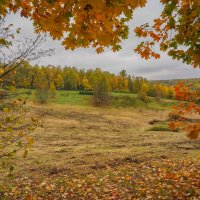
left=168, top=112, right=181, bottom=121
left=138, top=91, right=149, bottom=103
left=34, top=72, right=50, bottom=104
left=155, top=96, right=161, bottom=101
left=0, top=90, right=9, bottom=100
left=34, top=89, right=49, bottom=104
left=79, top=90, right=93, bottom=95
left=147, top=125, right=171, bottom=132
left=148, top=123, right=179, bottom=132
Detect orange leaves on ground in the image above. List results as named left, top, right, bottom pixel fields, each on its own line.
left=187, top=123, right=200, bottom=140
left=1, top=159, right=200, bottom=199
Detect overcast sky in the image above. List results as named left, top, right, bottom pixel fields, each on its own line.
left=4, top=0, right=200, bottom=80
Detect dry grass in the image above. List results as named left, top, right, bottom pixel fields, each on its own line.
left=2, top=103, right=199, bottom=180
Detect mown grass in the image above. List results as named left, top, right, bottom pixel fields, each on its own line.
left=1, top=93, right=199, bottom=199
left=1, top=104, right=199, bottom=177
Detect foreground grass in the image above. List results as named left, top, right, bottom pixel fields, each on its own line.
left=0, top=103, right=199, bottom=199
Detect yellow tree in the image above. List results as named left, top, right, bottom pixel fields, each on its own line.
left=55, top=74, right=64, bottom=89
left=0, top=18, right=50, bottom=166
left=138, top=82, right=149, bottom=103
left=82, top=76, right=92, bottom=91
left=124, top=79, right=129, bottom=91
left=111, top=76, right=119, bottom=91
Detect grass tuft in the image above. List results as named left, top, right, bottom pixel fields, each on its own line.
left=148, top=125, right=171, bottom=132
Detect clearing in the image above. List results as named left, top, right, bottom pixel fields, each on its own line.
left=0, top=91, right=200, bottom=199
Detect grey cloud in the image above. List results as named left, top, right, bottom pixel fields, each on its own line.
left=3, top=0, right=200, bottom=80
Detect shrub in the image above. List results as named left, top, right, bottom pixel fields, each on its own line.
left=148, top=123, right=178, bottom=132
left=148, top=125, right=171, bottom=132
left=168, top=112, right=181, bottom=121
left=138, top=91, right=149, bottom=103
left=34, top=88, right=49, bottom=104
left=79, top=90, right=93, bottom=95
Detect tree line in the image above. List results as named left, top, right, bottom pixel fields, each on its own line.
left=2, top=61, right=175, bottom=102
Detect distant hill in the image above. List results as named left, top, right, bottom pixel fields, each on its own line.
left=150, top=78, right=200, bottom=86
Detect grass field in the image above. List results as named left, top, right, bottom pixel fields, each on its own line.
left=16, top=89, right=175, bottom=109
left=1, top=91, right=200, bottom=199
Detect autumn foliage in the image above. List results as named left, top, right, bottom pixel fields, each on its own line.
left=0, top=1, right=199, bottom=196
left=1, top=159, right=200, bottom=199
left=3, top=63, right=176, bottom=101
left=0, top=0, right=146, bottom=53
left=169, top=82, right=200, bottom=139
left=0, top=0, right=199, bottom=65
left=135, top=0, right=200, bottom=68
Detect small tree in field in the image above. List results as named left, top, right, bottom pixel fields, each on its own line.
left=49, top=81, right=56, bottom=99
left=93, top=74, right=111, bottom=106
left=34, top=72, right=50, bottom=104
left=0, top=17, right=52, bottom=170
left=138, top=83, right=149, bottom=103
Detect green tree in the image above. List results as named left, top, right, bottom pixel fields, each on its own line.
left=119, top=70, right=127, bottom=89
left=0, top=18, right=51, bottom=169
left=93, top=74, right=111, bottom=106
left=128, top=75, right=134, bottom=93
